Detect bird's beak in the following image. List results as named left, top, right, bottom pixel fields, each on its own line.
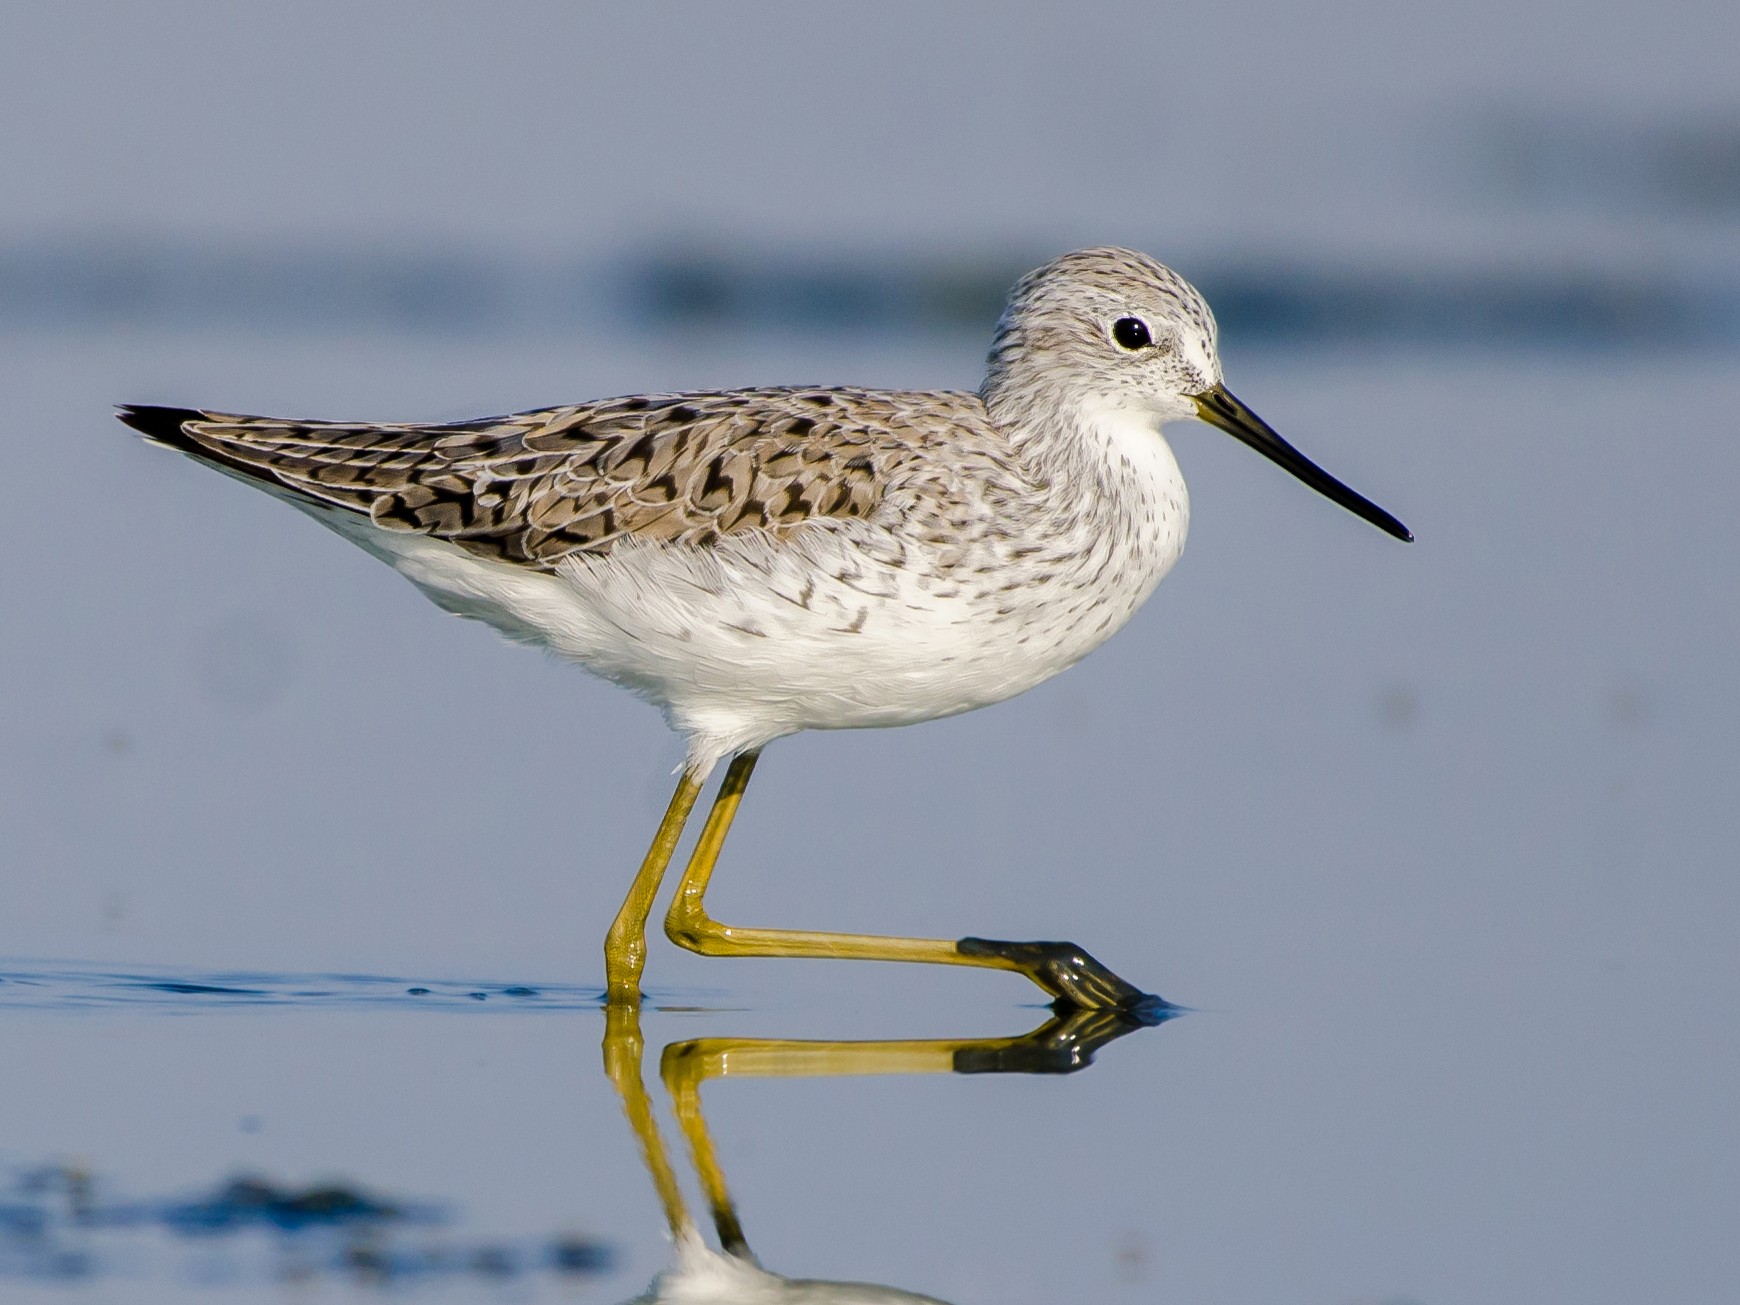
left=1192, top=383, right=1412, bottom=542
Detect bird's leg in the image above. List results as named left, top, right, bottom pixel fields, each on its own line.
left=605, top=770, right=705, bottom=1005
left=663, top=751, right=1166, bottom=1012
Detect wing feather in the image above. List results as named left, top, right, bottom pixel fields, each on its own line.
left=119, top=389, right=995, bottom=572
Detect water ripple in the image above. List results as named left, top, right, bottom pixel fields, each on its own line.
left=0, top=962, right=604, bottom=1012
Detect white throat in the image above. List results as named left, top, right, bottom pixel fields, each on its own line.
left=1078, top=401, right=1189, bottom=509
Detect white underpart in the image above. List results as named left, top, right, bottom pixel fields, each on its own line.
left=297, top=407, right=1190, bottom=775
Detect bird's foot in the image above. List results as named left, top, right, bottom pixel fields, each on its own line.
left=956, top=936, right=1174, bottom=1016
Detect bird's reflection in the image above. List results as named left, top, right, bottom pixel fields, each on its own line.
left=604, top=1002, right=1173, bottom=1303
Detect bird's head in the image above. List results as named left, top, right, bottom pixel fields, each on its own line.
left=983, top=247, right=1411, bottom=542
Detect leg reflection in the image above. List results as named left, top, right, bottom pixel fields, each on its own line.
left=603, top=1003, right=1175, bottom=1296
left=601, top=1003, right=696, bottom=1246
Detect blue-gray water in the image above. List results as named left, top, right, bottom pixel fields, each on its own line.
left=3, top=4, right=1738, bottom=1302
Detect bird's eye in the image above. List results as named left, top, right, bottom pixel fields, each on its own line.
left=1112, top=317, right=1152, bottom=350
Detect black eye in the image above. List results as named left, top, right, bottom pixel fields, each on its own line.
left=1112, top=317, right=1151, bottom=350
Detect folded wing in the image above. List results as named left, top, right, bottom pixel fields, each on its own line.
left=118, top=390, right=905, bottom=571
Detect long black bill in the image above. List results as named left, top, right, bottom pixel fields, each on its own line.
left=1193, top=383, right=1412, bottom=542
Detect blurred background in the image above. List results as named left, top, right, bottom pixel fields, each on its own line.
left=1, top=3, right=1737, bottom=1302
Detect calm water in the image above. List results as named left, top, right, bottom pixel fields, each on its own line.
left=0, top=318, right=1735, bottom=1304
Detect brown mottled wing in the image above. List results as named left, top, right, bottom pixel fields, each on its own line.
left=118, top=389, right=940, bottom=571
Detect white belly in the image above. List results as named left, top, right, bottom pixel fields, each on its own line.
left=302, top=427, right=1190, bottom=773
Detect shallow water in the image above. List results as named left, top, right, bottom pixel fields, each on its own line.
left=0, top=964, right=1172, bottom=1302
left=0, top=963, right=603, bottom=1011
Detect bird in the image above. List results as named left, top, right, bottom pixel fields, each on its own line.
left=119, top=246, right=1410, bottom=1012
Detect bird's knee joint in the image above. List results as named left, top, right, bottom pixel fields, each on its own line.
left=664, top=912, right=720, bottom=954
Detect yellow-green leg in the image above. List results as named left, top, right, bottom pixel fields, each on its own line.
left=605, top=769, right=704, bottom=1005
left=662, top=750, right=1166, bottom=1012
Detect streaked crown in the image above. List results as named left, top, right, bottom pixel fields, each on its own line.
left=981, top=247, right=1222, bottom=427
